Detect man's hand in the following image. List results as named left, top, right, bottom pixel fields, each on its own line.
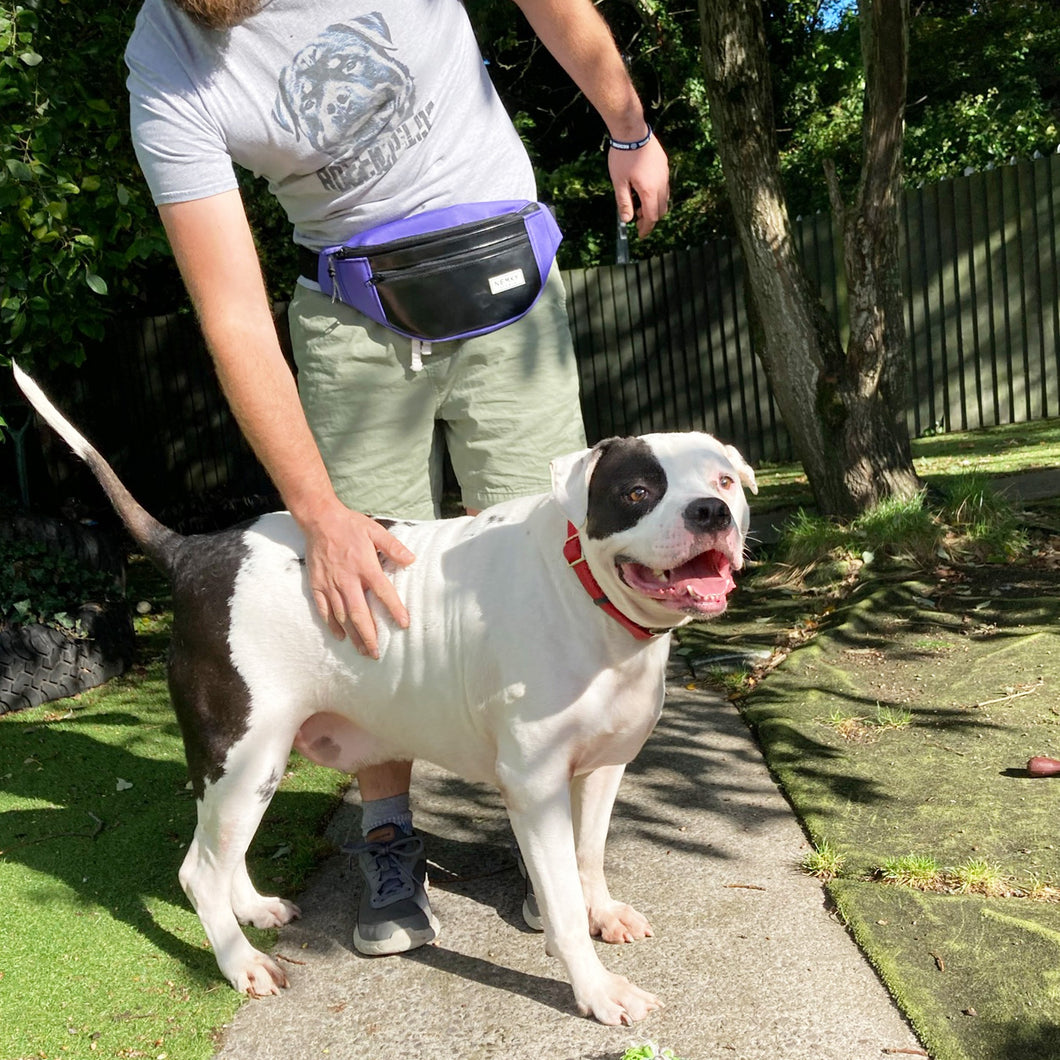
left=510, top=0, right=671, bottom=238
left=302, top=501, right=415, bottom=658
left=608, top=134, right=670, bottom=238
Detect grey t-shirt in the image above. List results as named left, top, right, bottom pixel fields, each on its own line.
left=125, top=0, right=537, bottom=249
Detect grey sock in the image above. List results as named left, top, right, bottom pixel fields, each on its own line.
left=361, top=792, right=413, bottom=837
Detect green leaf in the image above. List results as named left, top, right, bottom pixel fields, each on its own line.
left=85, top=270, right=108, bottom=296
left=5, top=159, right=33, bottom=182
left=18, top=50, right=42, bottom=67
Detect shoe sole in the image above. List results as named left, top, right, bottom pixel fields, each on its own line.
left=522, top=896, right=543, bottom=932
left=516, top=851, right=544, bottom=932
left=353, top=911, right=441, bottom=956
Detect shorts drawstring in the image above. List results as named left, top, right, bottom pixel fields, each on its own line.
left=410, top=339, right=432, bottom=372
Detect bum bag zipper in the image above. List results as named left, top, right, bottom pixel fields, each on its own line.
left=330, top=203, right=537, bottom=264
left=365, top=230, right=527, bottom=286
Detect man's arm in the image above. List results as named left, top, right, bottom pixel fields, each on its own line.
left=158, top=190, right=413, bottom=657
left=512, top=0, right=669, bottom=237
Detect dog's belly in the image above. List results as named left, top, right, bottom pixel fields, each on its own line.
left=293, top=712, right=387, bottom=772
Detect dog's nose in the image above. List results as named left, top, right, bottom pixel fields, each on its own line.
left=683, top=497, right=732, bottom=533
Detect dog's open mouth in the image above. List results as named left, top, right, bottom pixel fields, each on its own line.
left=617, top=550, right=736, bottom=614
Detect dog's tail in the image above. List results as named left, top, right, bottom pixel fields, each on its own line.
left=12, top=362, right=183, bottom=575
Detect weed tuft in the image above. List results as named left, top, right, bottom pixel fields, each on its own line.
left=853, top=494, right=940, bottom=566
left=951, top=857, right=1007, bottom=896
left=937, top=473, right=1028, bottom=561
left=801, top=839, right=847, bottom=881
left=780, top=509, right=852, bottom=568
left=874, top=705, right=913, bottom=730
left=774, top=481, right=1028, bottom=584
left=825, top=705, right=913, bottom=741
left=879, top=854, right=942, bottom=889
left=622, top=1044, right=686, bottom=1060
left=827, top=707, right=872, bottom=741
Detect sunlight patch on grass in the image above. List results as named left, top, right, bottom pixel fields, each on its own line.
left=749, top=417, right=1060, bottom=513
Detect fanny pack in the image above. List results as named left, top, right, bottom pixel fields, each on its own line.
left=312, top=201, right=562, bottom=351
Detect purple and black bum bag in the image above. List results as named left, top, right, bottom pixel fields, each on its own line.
left=312, top=201, right=563, bottom=343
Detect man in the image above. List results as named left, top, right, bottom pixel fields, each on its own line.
left=126, top=0, right=668, bottom=957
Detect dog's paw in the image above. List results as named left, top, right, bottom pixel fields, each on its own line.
left=588, top=900, right=653, bottom=944
left=576, top=971, right=662, bottom=1026
left=233, top=952, right=290, bottom=997
left=238, top=896, right=301, bottom=929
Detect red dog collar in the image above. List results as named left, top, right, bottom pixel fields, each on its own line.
left=563, top=522, right=657, bottom=641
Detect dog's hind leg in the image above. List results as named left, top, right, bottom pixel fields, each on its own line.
left=179, top=731, right=298, bottom=996
left=571, top=765, right=653, bottom=944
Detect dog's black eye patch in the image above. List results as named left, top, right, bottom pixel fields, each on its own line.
left=586, top=437, right=668, bottom=539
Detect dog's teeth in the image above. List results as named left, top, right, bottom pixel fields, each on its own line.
left=652, top=569, right=667, bottom=581
left=687, top=586, right=718, bottom=603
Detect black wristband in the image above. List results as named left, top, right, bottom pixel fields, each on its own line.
left=608, top=125, right=653, bottom=151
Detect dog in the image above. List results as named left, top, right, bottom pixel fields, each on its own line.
left=13, top=364, right=755, bottom=1026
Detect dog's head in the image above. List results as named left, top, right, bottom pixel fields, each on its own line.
left=551, top=433, right=757, bottom=630
left=272, top=14, right=415, bottom=158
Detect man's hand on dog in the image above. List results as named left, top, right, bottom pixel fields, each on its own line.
left=302, top=501, right=414, bottom=657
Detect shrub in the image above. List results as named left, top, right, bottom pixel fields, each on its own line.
left=0, top=535, right=122, bottom=635
left=0, top=2, right=177, bottom=369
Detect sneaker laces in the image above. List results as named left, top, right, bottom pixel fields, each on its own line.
left=345, top=832, right=425, bottom=909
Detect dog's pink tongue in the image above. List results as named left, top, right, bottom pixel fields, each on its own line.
left=671, top=550, right=735, bottom=598
left=622, top=550, right=736, bottom=602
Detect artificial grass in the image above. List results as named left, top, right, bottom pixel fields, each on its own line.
left=0, top=655, right=346, bottom=1060
left=740, top=576, right=1060, bottom=884
left=830, top=880, right=1060, bottom=1060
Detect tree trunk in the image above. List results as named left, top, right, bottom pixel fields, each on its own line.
left=699, top=0, right=921, bottom=517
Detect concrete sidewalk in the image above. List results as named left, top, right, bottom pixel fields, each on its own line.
left=213, top=661, right=923, bottom=1060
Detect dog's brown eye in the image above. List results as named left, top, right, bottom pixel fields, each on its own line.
left=628, top=486, right=648, bottom=503
left=718, top=475, right=734, bottom=490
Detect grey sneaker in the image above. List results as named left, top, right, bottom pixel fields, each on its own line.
left=346, top=824, right=440, bottom=955
left=516, top=848, right=543, bottom=932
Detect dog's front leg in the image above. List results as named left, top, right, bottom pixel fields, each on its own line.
left=571, top=765, right=654, bottom=944
left=501, top=765, right=661, bottom=1026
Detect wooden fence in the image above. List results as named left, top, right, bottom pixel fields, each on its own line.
left=568, top=148, right=1060, bottom=463
left=7, top=152, right=1058, bottom=514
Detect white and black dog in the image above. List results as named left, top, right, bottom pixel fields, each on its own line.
left=14, top=364, right=756, bottom=1026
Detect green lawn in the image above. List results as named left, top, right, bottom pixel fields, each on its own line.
left=752, top=416, right=1060, bottom=511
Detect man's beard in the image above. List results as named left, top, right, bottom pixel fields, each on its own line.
left=170, top=0, right=262, bottom=29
